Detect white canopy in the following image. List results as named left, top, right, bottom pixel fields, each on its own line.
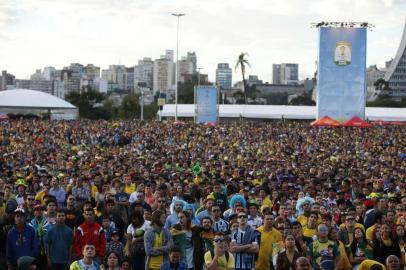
left=160, top=104, right=406, bottom=121
left=0, top=89, right=76, bottom=109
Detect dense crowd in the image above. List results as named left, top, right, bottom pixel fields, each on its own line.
left=0, top=119, right=405, bottom=270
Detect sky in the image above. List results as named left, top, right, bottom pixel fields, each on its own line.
left=0, top=0, right=405, bottom=83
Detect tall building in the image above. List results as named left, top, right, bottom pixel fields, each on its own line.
left=43, top=67, right=56, bottom=80
left=186, top=52, right=197, bottom=72
left=0, top=70, right=15, bottom=90
left=272, top=64, right=281, bottom=84
left=125, top=67, right=134, bottom=91
left=84, top=64, right=100, bottom=80
left=134, top=58, right=154, bottom=89
left=216, top=63, right=232, bottom=90
left=384, top=20, right=406, bottom=100
left=153, top=52, right=175, bottom=94
left=273, top=63, right=299, bottom=85
left=178, top=57, right=194, bottom=83
left=102, top=65, right=127, bottom=91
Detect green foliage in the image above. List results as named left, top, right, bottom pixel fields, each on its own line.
left=289, top=91, right=316, bottom=106
left=65, top=90, right=110, bottom=119
left=119, top=93, right=140, bottom=119
left=143, top=103, right=159, bottom=120
left=367, top=97, right=406, bottom=108
left=263, top=92, right=289, bottom=105
left=235, top=52, right=250, bottom=104
left=233, top=90, right=245, bottom=104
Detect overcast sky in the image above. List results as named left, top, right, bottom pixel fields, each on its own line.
left=0, top=0, right=405, bottom=83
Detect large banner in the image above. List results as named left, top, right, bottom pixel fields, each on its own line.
left=195, top=86, right=218, bottom=123
left=317, top=27, right=367, bottom=121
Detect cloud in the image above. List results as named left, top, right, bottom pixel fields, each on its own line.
left=0, top=0, right=405, bottom=82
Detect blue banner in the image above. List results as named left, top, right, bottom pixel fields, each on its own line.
left=196, top=86, right=218, bottom=123
left=317, top=27, right=367, bottom=122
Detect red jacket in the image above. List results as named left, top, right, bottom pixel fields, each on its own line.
left=74, top=221, right=106, bottom=258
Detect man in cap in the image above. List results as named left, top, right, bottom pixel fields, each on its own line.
left=7, top=208, right=38, bottom=270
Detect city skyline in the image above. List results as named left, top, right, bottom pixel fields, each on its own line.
left=0, top=0, right=405, bottom=83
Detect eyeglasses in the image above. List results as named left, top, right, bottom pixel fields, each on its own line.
left=238, top=215, right=248, bottom=219
left=387, top=259, right=399, bottom=263
left=214, top=238, right=224, bottom=243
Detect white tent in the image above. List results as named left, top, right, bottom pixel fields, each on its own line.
left=0, top=89, right=78, bottom=119
left=159, top=104, right=406, bottom=121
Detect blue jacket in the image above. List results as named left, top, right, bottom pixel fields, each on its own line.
left=7, top=224, right=38, bottom=267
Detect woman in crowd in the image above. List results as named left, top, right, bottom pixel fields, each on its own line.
left=276, top=234, right=301, bottom=270
left=373, top=223, right=402, bottom=265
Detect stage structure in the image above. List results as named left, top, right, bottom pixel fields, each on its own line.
left=194, top=86, right=219, bottom=123
left=313, top=22, right=372, bottom=122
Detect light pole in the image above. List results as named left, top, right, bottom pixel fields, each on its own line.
left=197, top=67, right=203, bottom=86
left=140, top=89, right=144, bottom=121
left=171, top=13, right=185, bottom=121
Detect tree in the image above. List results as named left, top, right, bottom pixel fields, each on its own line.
left=119, top=93, right=140, bottom=119
left=235, top=52, right=250, bottom=104
left=233, top=90, right=245, bottom=104
left=289, top=91, right=316, bottom=106
left=65, top=90, right=106, bottom=119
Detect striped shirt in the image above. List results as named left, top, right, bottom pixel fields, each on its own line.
left=213, top=218, right=229, bottom=233
left=232, top=227, right=259, bottom=270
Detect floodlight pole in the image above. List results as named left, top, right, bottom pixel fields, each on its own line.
left=172, top=13, right=185, bottom=121
left=197, top=67, right=203, bottom=86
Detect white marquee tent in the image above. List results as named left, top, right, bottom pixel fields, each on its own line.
left=159, top=104, right=406, bottom=121
left=0, top=89, right=78, bottom=119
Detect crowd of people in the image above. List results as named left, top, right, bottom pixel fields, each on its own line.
left=0, top=119, right=405, bottom=270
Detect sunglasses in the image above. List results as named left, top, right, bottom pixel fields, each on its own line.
left=238, top=215, right=248, bottom=219
left=214, top=238, right=224, bottom=243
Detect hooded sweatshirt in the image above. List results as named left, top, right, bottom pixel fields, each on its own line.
left=74, top=222, right=106, bottom=258
left=7, top=224, right=38, bottom=267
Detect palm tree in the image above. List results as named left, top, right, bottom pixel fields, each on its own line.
left=235, top=52, right=250, bottom=104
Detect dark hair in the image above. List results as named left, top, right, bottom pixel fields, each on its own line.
left=291, top=221, right=302, bottom=227
left=56, top=208, right=66, bottom=215
left=170, top=246, right=182, bottom=254
left=46, top=199, right=57, bottom=206
left=151, top=210, right=165, bottom=226
left=201, top=216, right=213, bottom=225
left=350, top=227, right=367, bottom=258
left=177, top=211, right=192, bottom=230
left=103, top=251, right=121, bottom=267
left=130, top=210, right=144, bottom=227
left=105, top=199, right=115, bottom=205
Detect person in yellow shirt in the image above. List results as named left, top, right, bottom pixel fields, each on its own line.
left=123, top=174, right=136, bottom=195
left=303, top=212, right=318, bottom=238
left=297, top=200, right=312, bottom=228
left=255, top=212, right=282, bottom=270
left=259, top=188, right=273, bottom=209
left=205, top=233, right=235, bottom=270
left=69, top=243, right=100, bottom=270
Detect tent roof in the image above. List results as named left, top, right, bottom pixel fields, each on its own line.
left=343, top=116, right=373, bottom=127
left=160, top=104, right=406, bottom=121
left=311, top=116, right=341, bottom=127
left=0, top=89, right=76, bottom=109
